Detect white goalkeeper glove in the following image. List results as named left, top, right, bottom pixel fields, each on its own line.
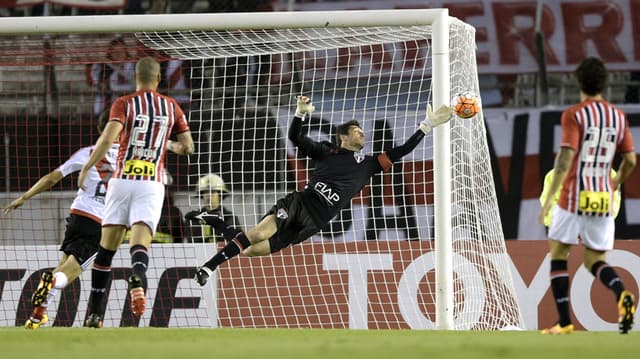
left=419, top=104, right=452, bottom=134
left=295, top=95, right=316, bottom=117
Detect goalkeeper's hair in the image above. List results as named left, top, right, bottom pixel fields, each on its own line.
left=96, top=109, right=110, bottom=134
left=336, top=120, right=361, bottom=147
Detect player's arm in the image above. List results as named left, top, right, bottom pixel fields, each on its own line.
left=2, top=169, right=63, bottom=215
left=78, top=120, right=122, bottom=191
left=167, top=131, right=194, bottom=156
left=538, top=146, right=574, bottom=224
left=288, top=96, right=327, bottom=158
left=385, top=104, right=452, bottom=163
left=613, top=151, right=636, bottom=190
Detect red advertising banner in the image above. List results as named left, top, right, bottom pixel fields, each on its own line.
left=273, top=0, right=640, bottom=74
left=1, top=241, right=637, bottom=331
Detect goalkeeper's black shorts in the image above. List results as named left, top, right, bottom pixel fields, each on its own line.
left=266, top=191, right=320, bottom=253
left=60, top=213, right=102, bottom=267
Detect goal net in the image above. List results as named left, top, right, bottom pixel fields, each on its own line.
left=0, top=10, right=524, bottom=330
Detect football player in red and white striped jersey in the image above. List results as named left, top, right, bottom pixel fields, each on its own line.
left=539, top=57, right=636, bottom=335
left=78, top=57, right=194, bottom=327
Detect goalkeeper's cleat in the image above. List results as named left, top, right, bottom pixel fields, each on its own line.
left=618, top=290, right=635, bottom=334
left=540, top=323, right=574, bottom=335
left=194, top=267, right=212, bottom=286
left=24, top=306, right=48, bottom=330
left=32, top=270, right=55, bottom=307
left=128, top=275, right=146, bottom=317
left=194, top=211, right=225, bottom=228
left=84, top=313, right=103, bottom=328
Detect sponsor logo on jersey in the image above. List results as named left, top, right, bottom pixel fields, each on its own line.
left=123, top=159, right=156, bottom=176
left=277, top=208, right=288, bottom=219
left=314, top=181, right=340, bottom=205
left=579, top=190, right=610, bottom=213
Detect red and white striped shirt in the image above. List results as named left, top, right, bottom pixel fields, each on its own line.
left=558, top=99, right=634, bottom=215
left=110, top=90, right=190, bottom=183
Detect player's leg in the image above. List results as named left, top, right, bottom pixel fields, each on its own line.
left=195, top=214, right=277, bottom=286
left=85, top=179, right=131, bottom=327
left=85, top=225, right=126, bottom=327
left=192, top=210, right=242, bottom=241
left=541, top=207, right=579, bottom=335
left=582, top=216, right=635, bottom=334
left=45, top=214, right=101, bottom=307
left=128, top=223, right=154, bottom=317
left=26, top=214, right=99, bottom=329
left=126, top=180, right=164, bottom=317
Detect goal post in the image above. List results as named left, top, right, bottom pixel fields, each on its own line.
left=0, top=10, right=524, bottom=330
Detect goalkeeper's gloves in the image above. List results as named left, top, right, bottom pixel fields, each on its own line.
left=295, top=95, right=316, bottom=117
left=419, top=104, right=452, bottom=134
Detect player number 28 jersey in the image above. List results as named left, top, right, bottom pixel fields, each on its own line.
left=558, top=99, right=634, bottom=216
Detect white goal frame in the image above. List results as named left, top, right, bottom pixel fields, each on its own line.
left=0, top=9, right=455, bottom=329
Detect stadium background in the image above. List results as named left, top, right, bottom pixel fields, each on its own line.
left=0, top=0, right=638, bottom=331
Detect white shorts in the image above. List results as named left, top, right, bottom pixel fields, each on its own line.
left=103, top=178, right=165, bottom=234
left=548, top=206, right=615, bottom=251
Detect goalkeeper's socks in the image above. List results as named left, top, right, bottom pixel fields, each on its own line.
left=130, top=245, right=149, bottom=290
left=550, top=259, right=571, bottom=326
left=203, top=232, right=251, bottom=270
left=203, top=213, right=241, bottom=241
left=89, top=246, right=116, bottom=314
left=591, top=261, right=624, bottom=300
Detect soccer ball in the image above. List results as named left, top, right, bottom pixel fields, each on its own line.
left=453, top=92, right=480, bottom=119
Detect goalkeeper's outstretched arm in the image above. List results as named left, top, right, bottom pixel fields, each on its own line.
left=386, top=103, right=452, bottom=162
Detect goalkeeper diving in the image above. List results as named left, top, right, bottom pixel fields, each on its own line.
left=192, top=96, right=452, bottom=285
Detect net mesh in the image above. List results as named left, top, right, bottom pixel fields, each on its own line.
left=0, top=16, right=523, bottom=329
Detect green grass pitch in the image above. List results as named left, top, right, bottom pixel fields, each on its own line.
left=0, top=328, right=637, bottom=359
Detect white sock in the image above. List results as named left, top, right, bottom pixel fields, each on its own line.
left=42, top=288, right=58, bottom=308
left=42, top=272, right=68, bottom=308
left=54, top=272, right=68, bottom=288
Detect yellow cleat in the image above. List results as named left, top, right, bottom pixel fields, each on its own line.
left=618, top=290, right=635, bottom=334
left=541, top=323, right=574, bottom=335
left=24, top=313, right=48, bottom=330
left=32, top=271, right=55, bottom=307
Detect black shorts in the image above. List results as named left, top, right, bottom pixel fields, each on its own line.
left=266, top=191, right=321, bottom=253
left=59, top=214, right=102, bottom=267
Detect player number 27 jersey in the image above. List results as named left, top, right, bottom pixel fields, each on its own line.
left=110, top=90, right=190, bottom=183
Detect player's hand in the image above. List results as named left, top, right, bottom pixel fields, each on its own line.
left=2, top=197, right=25, bottom=215
left=420, top=104, right=451, bottom=134
left=295, top=95, right=316, bottom=117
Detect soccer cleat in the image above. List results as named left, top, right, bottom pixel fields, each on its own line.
left=540, top=323, right=574, bottom=335
left=24, top=306, right=48, bottom=330
left=618, top=290, right=635, bottom=334
left=84, top=313, right=103, bottom=328
left=128, top=275, right=146, bottom=317
left=32, top=271, right=55, bottom=307
left=194, top=267, right=212, bottom=286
